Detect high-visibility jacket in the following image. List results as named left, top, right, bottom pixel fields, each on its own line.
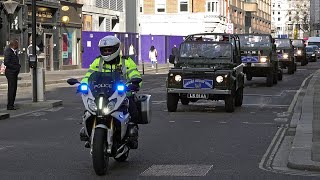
left=81, top=56, right=141, bottom=85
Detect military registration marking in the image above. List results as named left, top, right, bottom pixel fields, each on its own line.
left=188, top=94, right=208, bottom=99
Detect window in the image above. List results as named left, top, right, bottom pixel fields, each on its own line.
left=155, top=0, right=166, bottom=13
left=289, top=17, right=291, bottom=21
left=139, top=0, right=143, bottom=13
left=206, top=0, right=219, bottom=12
left=278, top=4, right=280, bottom=7
left=179, top=0, right=188, bottom=12
left=278, top=12, right=280, bottom=15
left=278, top=18, right=281, bottom=21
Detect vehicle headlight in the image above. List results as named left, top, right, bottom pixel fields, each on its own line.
left=283, top=53, right=289, bottom=59
left=87, top=99, right=97, bottom=112
left=175, top=75, right=182, bottom=82
left=312, top=54, right=316, bottom=56
left=216, top=76, right=224, bottom=83
left=297, top=50, right=302, bottom=55
left=103, top=101, right=116, bottom=115
left=260, top=56, right=268, bottom=63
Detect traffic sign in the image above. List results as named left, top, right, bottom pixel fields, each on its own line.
left=226, top=23, right=234, bottom=34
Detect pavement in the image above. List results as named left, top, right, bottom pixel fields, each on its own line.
left=0, top=63, right=170, bottom=120
left=287, top=69, right=320, bottom=171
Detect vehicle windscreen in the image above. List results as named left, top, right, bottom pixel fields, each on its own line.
left=308, top=42, right=320, bottom=48
left=238, top=35, right=271, bottom=48
left=275, top=39, right=291, bottom=48
left=88, top=71, right=123, bottom=97
left=292, top=40, right=304, bottom=47
left=179, top=42, right=232, bottom=59
left=306, top=47, right=315, bottom=52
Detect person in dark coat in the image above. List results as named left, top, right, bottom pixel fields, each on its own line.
left=4, top=39, right=20, bottom=110
left=171, top=44, right=178, bottom=56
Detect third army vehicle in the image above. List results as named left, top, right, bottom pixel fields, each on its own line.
left=166, top=33, right=244, bottom=113
left=274, top=38, right=296, bottom=74
left=292, top=39, right=308, bottom=66
left=237, top=34, right=283, bottom=87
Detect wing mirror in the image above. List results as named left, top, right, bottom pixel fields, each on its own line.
left=169, top=55, right=175, bottom=64
left=67, top=78, right=80, bottom=85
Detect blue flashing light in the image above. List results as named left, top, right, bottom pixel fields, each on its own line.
left=117, top=84, right=125, bottom=92
left=79, top=84, right=89, bottom=94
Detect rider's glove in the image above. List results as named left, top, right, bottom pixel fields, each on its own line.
left=127, top=83, right=139, bottom=91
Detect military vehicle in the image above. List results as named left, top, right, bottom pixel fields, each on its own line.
left=166, top=33, right=244, bottom=113
left=274, top=38, right=296, bottom=74
left=292, top=39, right=308, bottom=66
left=237, top=34, right=282, bottom=87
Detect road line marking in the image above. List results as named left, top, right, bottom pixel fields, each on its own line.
left=288, top=73, right=313, bottom=113
left=169, top=121, right=175, bottom=123
left=193, top=121, right=200, bottom=123
left=242, top=122, right=275, bottom=125
left=0, top=145, right=14, bottom=151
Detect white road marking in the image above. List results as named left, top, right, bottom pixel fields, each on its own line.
left=242, top=122, right=275, bottom=125
left=169, top=121, right=175, bottom=123
left=288, top=73, right=313, bottom=113
left=219, top=121, right=227, bottom=124
left=193, top=121, right=200, bottom=123
left=0, top=146, right=14, bottom=151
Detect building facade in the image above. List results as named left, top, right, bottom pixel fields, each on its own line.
left=271, top=0, right=289, bottom=37
left=310, top=0, right=320, bottom=36
left=138, top=0, right=271, bottom=36
left=0, top=0, right=83, bottom=73
left=78, top=0, right=125, bottom=32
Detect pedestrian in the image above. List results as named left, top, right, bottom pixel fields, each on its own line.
left=4, top=39, right=21, bottom=110
left=149, top=45, right=157, bottom=68
left=171, top=44, right=178, bottom=56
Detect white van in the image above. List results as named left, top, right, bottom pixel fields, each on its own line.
left=307, top=37, right=320, bottom=47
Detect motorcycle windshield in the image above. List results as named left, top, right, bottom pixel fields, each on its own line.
left=88, top=71, right=123, bottom=97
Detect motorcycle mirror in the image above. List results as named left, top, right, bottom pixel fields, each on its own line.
left=67, top=78, right=80, bottom=85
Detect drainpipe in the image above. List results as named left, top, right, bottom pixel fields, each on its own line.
left=191, top=0, right=193, bottom=13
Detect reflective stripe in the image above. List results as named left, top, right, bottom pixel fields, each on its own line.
left=130, top=75, right=141, bottom=79
left=98, top=57, right=103, bottom=72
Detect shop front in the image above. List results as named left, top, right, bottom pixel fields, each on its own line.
left=59, top=1, right=83, bottom=70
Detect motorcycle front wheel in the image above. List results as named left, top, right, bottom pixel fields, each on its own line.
left=92, top=128, right=109, bottom=176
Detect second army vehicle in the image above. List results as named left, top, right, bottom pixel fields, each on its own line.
left=166, top=33, right=244, bottom=113
left=237, top=34, right=283, bottom=87
left=292, top=39, right=308, bottom=66
left=274, top=38, right=297, bottom=74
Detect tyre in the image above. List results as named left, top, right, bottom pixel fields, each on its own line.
left=92, top=128, right=109, bottom=176
left=273, top=72, right=278, bottom=84
left=301, top=58, right=307, bottom=66
left=266, top=73, right=273, bottom=87
left=288, top=63, right=294, bottom=74
left=235, top=87, right=243, bottom=107
left=114, top=151, right=129, bottom=162
left=167, top=93, right=179, bottom=112
left=246, top=74, right=252, bottom=81
left=181, top=98, right=190, bottom=105
left=294, top=63, right=297, bottom=71
left=225, top=95, right=235, bottom=112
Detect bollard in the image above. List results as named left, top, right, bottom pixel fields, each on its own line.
left=142, top=61, right=145, bottom=75
left=156, top=61, right=158, bottom=74
left=36, top=67, right=45, bottom=101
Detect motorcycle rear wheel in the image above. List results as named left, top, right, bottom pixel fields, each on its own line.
left=92, top=128, right=109, bottom=176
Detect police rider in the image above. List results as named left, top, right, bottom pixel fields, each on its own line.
left=80, top=35, right=142, bottom=149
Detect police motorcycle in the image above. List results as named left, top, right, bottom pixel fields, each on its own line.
left=67, top=66, right=151, bottom=176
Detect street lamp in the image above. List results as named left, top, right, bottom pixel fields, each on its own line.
left=2, top=0, right=19, bottom=43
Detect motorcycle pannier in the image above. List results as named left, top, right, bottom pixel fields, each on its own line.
left=136, top=94, right=151, bottom=124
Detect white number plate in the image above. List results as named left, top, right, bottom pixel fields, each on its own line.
left=187, top=94, right=208, bottom=99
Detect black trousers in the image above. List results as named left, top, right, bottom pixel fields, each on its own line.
left=5, top=71, right=18, bottom=108
left=128, top=96, right=139, bottom=124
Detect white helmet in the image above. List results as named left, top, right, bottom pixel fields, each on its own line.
left=98, top=35, right=121, bottom=62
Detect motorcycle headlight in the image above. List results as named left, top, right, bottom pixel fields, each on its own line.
left=103, top=101, right=116, bottom=115
left=216, top=76, right=224, bottom=83
left=175, top=75, right=182, bottom=82
left=87, top=99, right=97, bottom=112
left=260, top=56, right=268, bottom=63
left=283, top=53, right=289, bottom=59
left=297, top=50, right=302, bottom=55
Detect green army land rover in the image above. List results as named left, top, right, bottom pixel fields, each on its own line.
left=237, top=34, right=283, bottom=87
left=166, top=33, right=244, bottom=113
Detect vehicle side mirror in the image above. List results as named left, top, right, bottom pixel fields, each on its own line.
left=67, top=78, right=80, bottom=85
left=169, top=55, right=175, bottom=64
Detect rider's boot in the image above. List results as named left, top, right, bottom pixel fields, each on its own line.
left=127, top=122, right=139, bottom=149
left=80, top=127, right=91, bottom=148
